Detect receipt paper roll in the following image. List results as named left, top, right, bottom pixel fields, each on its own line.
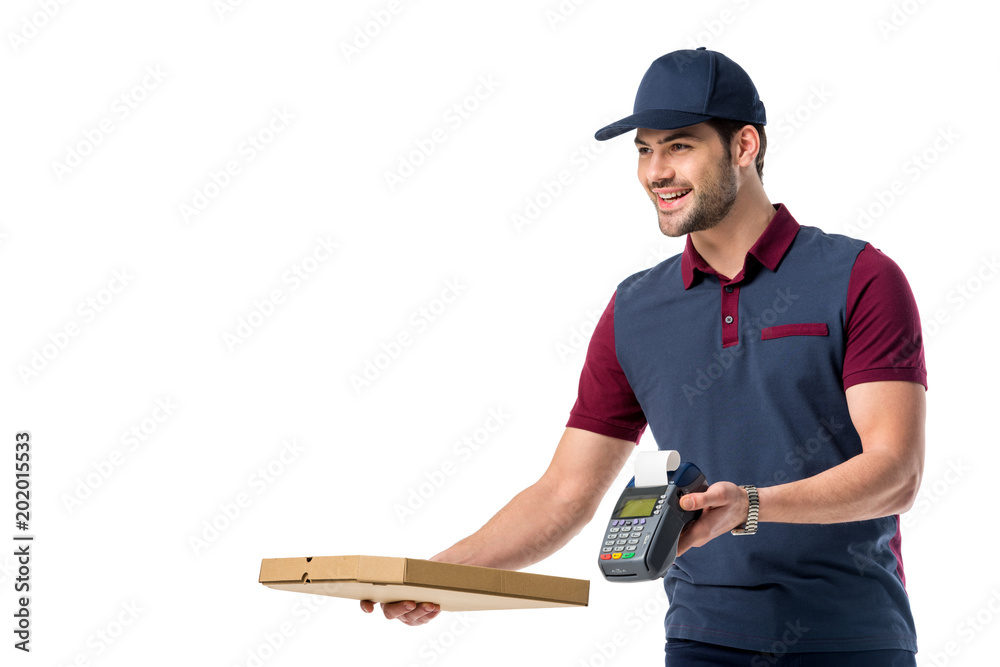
left=634, top=450, right=681, bottom=488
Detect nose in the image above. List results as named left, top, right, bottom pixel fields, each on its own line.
left=644, top=153, right=676, bottom=186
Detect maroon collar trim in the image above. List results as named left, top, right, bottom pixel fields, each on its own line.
left=681, top=203, right=800, bottom=289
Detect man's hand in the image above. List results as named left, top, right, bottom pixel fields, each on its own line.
left=675, top=481, right=748, bottom=557
left=359, top=427, right=635, bottom=627
left=359, top=551, right=448, bottom=626
left=360, top=599, right=441, bottom=626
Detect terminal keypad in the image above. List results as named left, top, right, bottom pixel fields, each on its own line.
left=599, top=518, right=647, bottom=561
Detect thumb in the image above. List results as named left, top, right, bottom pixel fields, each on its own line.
left=680, top=492, right=705, bottom=511
left=680, top=483, right=728, bottom=510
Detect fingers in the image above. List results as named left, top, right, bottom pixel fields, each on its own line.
left=384, top=601, right=442, bottom=626
left=369, top=600, right=442, bottom=626
left=676, top=482, right=748, bottom=555
left=676, top=523, right=696, bottom=557
left=360, top=599, right=375, bottom=613
left=680, top=484, right=725, bottom=511
left=398, top=603, right=441, bottom=625
left=677, top=512, right=716, bottom=555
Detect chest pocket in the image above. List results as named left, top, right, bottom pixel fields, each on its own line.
left=753, top=321, right=841, bottom=389
left=761, top=323, right=829, bottom=340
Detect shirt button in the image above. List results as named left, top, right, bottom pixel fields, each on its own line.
left=725, top=315, right=734, bottom=324
left=725, top=286, right=734, bottom=293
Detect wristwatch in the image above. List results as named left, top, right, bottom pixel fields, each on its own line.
left=731, top=485, right=759, bottom=535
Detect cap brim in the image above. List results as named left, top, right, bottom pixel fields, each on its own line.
left=594, top=109, right=714, bottom=141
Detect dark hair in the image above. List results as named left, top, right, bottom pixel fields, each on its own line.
left=704, top=118, right=766, bottom=182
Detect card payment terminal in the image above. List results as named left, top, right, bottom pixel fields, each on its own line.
left=599, top=453, right=707, bottom=581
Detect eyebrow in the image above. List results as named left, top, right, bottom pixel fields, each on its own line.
left=634, top=131, right=700, bottom=147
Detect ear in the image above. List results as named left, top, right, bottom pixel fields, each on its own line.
left=733, top=125, right=761, bottom=171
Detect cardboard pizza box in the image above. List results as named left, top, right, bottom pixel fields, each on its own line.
left=259, top=555, right=589, bottom=611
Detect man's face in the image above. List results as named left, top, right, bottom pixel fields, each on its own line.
left=635, top=123, right=738, bottom=238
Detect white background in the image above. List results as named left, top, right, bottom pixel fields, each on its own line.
left=2, top=0, right=997, bottom=665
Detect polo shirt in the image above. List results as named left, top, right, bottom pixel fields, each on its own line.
left=568, top=203, right=926, bottom=653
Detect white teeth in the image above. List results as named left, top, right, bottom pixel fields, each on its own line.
left=658, top=190, right=690, bottom=200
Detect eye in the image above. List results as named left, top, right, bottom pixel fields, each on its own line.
left=636, top=146, right=651, bottom=155
left=671, top=143, right=691, bottom=151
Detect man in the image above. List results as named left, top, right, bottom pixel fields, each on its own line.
left=363, top=48, right=926, bottom=666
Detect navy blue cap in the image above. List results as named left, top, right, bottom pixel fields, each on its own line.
left=595, top=48, right=766, bottom=141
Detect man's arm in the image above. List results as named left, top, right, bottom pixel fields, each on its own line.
left=676, top=380, right=925, bottom=554
left=361, top=426, right=636, bottom=625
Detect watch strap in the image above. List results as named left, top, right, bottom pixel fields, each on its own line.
left=731, top=485, right=759, bottom=535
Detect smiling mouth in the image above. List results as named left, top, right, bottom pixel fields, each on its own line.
left=657, top=189, right=691, bottom=202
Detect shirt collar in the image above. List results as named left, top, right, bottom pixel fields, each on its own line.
left=681, top=203, right=800, bottom=289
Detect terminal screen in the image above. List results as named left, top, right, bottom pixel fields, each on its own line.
left=615, top=497, right=657, bottom=518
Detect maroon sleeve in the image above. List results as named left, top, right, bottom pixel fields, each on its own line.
left=843, top=245, right=927, bottom=390
left=566, top=292, right=647, bottom=443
